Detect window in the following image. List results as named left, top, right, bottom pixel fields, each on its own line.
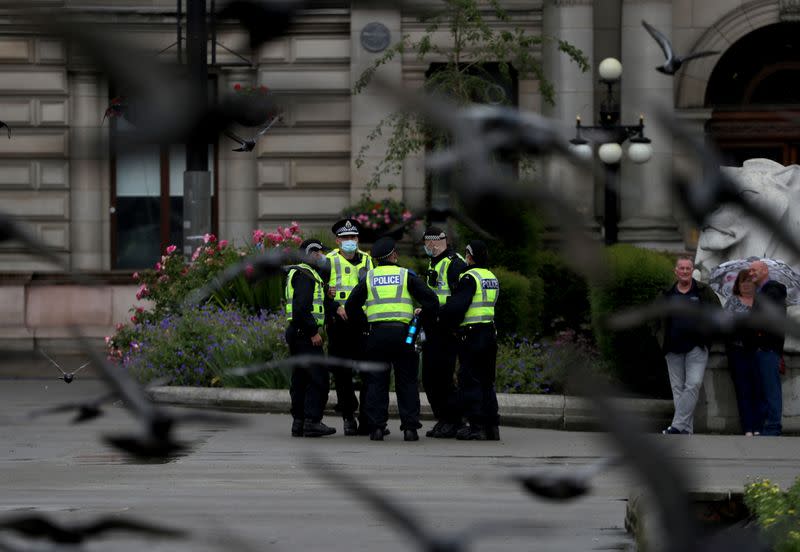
left=111, top=116, right=217, bottom=269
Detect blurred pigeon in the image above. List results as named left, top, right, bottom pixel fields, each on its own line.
left=508, top=457, right=620, bottom=501
left=38, top=350, right=90, bottom=384
left=0, top=120, right=10, bottom=138
left=305, top=455, right=554, bottom=552
left=224, top=113, right=281, bottom=152
left=215, top=0, right=304, bottom=50
left=642, top=20, right=719, bottom=75
left=73, top=332, right=242, bottom=460
left=227, top=354, right=389, bottom=378
left=0, top=514, right=184, bottom=545
left=101, top=96, right=129, bottom=125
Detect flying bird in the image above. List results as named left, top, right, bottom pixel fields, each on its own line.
left=642, top=20, right=719, bottom=75
left=226, top=354, right=389, bottom=378
left=508, top=457, right=620, bottom=501
left=73, top=332, right=242, bottom=460
left=305, top=454, right=555, bottom=552
left=0, top=514, right=185, bottom=545
left=38, top=349, right=90, bottom=384
left=224, top=113, right=281, bottom=152
left=0, top=120, right=11, bottom=138
left=215, top=0, right=305, bottom=50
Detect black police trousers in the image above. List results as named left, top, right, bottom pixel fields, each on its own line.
left=362, top=323, right=422, bottom=431
left=457, top=323, right=499, bottom=426
left=286, top=324, right=329, bottom=422
left=421, top=326, right=461, bottom=424
left=326, top=316, right=364, bottom=418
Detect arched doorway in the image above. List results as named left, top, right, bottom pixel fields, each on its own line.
left=706, top=22, right=800, bottom=166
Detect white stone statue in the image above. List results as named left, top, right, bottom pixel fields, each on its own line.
left=694, top=158, right=800, bottom=353
left=694, top=158, right=800, bottom=279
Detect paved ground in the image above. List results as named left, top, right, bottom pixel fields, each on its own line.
left=1, top=380, right=799, bottom=552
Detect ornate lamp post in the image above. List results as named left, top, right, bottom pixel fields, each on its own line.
left=568, top=57, right=653, bottom=245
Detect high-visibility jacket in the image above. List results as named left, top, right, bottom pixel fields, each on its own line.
left=460, top=267, right=499, bottom=326
left=326, top=249, right=373, bottom=302
left=427, top=253, right=465, bottom=305
left=285, top=264, right=325, bottom=327
left=364, top=265, right=414, bottom=324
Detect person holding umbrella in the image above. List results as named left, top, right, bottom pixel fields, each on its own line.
left=722, top=269, right=759, bottom=436
left=748, top=259, right=787, bottom=436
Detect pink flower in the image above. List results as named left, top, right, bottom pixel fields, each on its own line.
left=219, top=239, right=228, bottom=248
left=290, top=221, right=299, bottom=230
left=158, top=274, right=169, bottom=283
left=234, top=83, right=242, bottom=91
left=282, top=227, right=293, bottom=239
left=155, top=262, right=162, bottom=272
left=166, top=244, right=177, bottom=255
left=135, top=284, right=149, bottom=300
left=130, top=315, right=137, bottom=323
left=384, top=216, right=391, bottom=224
left=402, top=210, right=412, bottom=221
left=191, top=248, right=201, bottom=261
left=252, top=229, right=265, bottom=243
left=104, top=336, right=111, bottom=344
left=132, top=271, right=139, bottom=280
left=291, top=235, right=302, bottom=244
left=115, top=323, right=124, bottom=331
left=136, top=307, right=144, bottom=313
left=371, top=209, right=378, bottom=214
left=203, top=233, right=216, bottom=244
left=244, top=264, right=255, bottom=278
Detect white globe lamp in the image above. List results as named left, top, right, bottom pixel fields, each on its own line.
left=598, top=142, right=623, bottom=164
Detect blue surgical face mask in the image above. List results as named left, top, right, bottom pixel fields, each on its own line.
left=423, top=246, right=434, bottom=257
left=340, top=240, right=358, bottom=253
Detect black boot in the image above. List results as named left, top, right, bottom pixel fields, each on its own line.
left=432, top=422, right=460, bottom=439
left=303, top=421, right=336, bottom=437
left=403, top=429, right=419, bottom=442
left=456, top=424, right=489, bottom=441
left=369, top=427, right=385, bottom=441
left=291, top=418, right=304, bottom=437
left=343, top=416, right=359, bottom=436
left=484, top=425, right=500, bottom=441
left=425, top=421, right=443, bottom=438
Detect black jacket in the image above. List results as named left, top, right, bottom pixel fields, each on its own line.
left=656, top=278, right=721, bottom=352
left=752, top=280, right=788, bottom=354
left=289, top=267, right=337, bottom=337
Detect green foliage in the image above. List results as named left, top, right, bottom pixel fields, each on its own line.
left=108, top=306, right=289, bottom=387
left=589, top=244, right=675, bottom=397
left=492, top=266, right=542, bottom=337
left=353, top=0, right=589, bottom=193
left=495, top=330, right=607, bottom=395
left=744, top=478, right=800, bottom=551
left=536, top=249, right=590, bottom=333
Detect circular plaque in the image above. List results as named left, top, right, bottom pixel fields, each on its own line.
left=360, top=22, right=391, bottom=53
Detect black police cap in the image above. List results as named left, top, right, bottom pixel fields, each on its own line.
left=466, top=239, right=489, bottom=264
left=423, top=226, right=447, bottom=241
left=371, top=237, right=396, bottom=260
left=299, top=238, right=329, bottom=254
left=331, top=218, right=360, bottom=237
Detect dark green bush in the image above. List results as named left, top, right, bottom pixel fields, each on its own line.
left=589, top=244, right=675, bottom=398
left=536, top=249, right=590, bottom=333
left=492, top=267, right=543, bottom=337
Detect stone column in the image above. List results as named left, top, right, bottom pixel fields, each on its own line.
left=219, top=69, right=258, bottom=245
left=350, top=2, right=403, bottom=203
left=69, top=71, right=109, bottom=270
left=541, top=0, right=595, bottom=219
left=619, top=0, right=679, bottom=246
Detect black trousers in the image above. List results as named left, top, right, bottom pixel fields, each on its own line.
left=421, top=326, right=460, bottom=424
left=286, top=324, right=329, bottom=422
left=363, top=323, right=422, bottom=431
left=457, top=324, right=499, bottom=426
left=326, top=316, right=364, bottom=418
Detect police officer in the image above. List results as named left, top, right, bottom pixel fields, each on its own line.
left=326, top=218, right=373, bottom=435
left=285, top=239, right=338, bottom=438
left=345, top=237, right=438, bottom=441
left=439, top=240, right=500, bottom=441
left=420, top=226, right=466, bottom=438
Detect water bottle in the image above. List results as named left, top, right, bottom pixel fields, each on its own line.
left=414, top=329, right=426, bottom=353
left=405, top=316, right=420, bottom=346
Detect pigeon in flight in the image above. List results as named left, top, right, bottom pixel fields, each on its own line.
left=224, top=113, right=281, bottom=152
left=226, top=354, right=389, bottom=378
left=38, top=349, right=90, bottom=384
left=0, top=120, right=10, bottom=138
left=642, top=20, right=719, bottom=75
left=101, top=96, right=129, bottom=125
left=0, top=514, right=185, bottom=545
left=508, top=457, right=620, bottom=501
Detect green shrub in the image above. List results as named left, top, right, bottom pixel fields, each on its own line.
left=589, top=244, right=674, bottom=398
left=536, top=249, right=590, bottom=333
left=108, top=305, right=289, bottom=387
left=744, top=478, right=800, bottom=551
left=495, top=331, right=608, bottom=394
left=397, top=254, right=430, bottom=278
left=492, top=267, right=542, bottom=337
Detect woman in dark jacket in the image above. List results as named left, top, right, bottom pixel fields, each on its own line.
left=724, top=269, right=759, bottom=436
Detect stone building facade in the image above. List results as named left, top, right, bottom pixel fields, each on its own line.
left=1, top=0, right=798, bottom=346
